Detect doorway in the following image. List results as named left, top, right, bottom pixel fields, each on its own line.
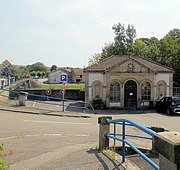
left=124, top=80, right=137, bottom=108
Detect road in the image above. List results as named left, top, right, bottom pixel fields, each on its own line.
left=0, top=108, right=180, bottom=169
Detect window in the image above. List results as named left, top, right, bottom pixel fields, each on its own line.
left=141, top=82, right=151, bottom=100
left=110, top=81, right=120, bottom=102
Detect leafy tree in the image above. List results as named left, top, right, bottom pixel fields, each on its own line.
left=89, top=23, right=136, bottom=64
left=30, top=71, right=37, bottom=77
left=132, top=39, right=148, bottom=57
left=27, top=62, right=48, bottom=73
left=168, top=29, right=180, bottom=38
left=50, top=65, right=57, bottom=72
left=112, top=23, right=136, bottom=55
left=10, top=65, right=29, bottom=78
left=88, top=53, right=102, bottom=66
left=41, top=71, right=46, bottom=78
left=37, top=71, right=42, bottom=77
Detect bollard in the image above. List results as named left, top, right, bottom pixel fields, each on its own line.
left=153, top=131, right=180, bottom=170
left=19, top=92, right=28, bottom=106
left=98, top=116, right=112, bottom=150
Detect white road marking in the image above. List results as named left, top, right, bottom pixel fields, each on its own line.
left=149, top=114, right=162, bottom=119
left=23, top=120, right=91, bottom=125
left=0, top=136, right=20, bottom=141
left=25, top=134, right=62, bottom=137
left=0, top=133, right=89, bottom=141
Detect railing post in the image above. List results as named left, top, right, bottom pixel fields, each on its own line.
left=153, top=131, right=180, bottom=170
left=98, top=116, right=112, bottom=150
left=19, top=91, right=28, bottom=106
left=114, top=123, right=116, bottom=147
left=122, top=121, right=126, bottom=163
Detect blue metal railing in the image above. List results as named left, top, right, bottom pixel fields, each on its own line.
left=0, top=89, right=94, bottom=113
left=106, top=118, right=159, bottom=170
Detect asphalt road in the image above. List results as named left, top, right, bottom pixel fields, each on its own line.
left=0, top=108, right=180, bottom=170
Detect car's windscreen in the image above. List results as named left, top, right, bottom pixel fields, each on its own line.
left=172, top=98, right=180, bottom=105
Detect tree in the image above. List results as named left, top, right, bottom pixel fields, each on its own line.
left=10, top=65, right=29, bottom=78
left=50, top=65, right=57, bottom=72
left=89, top=22, right=136, bottom=64
left=132, top=39, right=148, bottom=57
left=30, top=71, right=37, bottom=77
left=112, top=23, right=136, bottom=55
left=27, top=62, right=48, bottom=73
left=88, top=53, right=102, bottom=66
left=37, top=71, right=42, bottom=77
left=159, top=31, right=180, bottom=85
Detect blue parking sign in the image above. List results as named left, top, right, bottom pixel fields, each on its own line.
left=60, top=74, right=68, bottom=82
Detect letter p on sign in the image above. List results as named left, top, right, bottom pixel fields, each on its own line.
left=60, top=74, right=68, bottom=82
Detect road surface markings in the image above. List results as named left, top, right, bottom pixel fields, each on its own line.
left=0, top=133, right=89, bottom=141
left=66, top=134, right=89, bottom=137
left=23, top=120, right=91, bottom=125
left=0, top=136, right=19, bottom=141
left=149, top=114, right=162, bottom=119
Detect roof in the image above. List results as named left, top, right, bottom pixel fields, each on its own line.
left=72, top=68, right=85, bottom=76
left=85, top=55, right=174, bottom=73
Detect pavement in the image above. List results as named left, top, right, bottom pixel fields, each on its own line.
left=0, top=89, right=160, bottom=170
left=0, top=101, right=160, bottom=170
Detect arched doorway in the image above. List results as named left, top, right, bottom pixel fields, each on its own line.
left=124, top=80, right=137, bottom=108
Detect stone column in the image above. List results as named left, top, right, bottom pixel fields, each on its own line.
left=153, top=131, right=180, bottom=170
left=19, top=92, right=28, bottom=106
left=98, top=116, right=112, bottom=150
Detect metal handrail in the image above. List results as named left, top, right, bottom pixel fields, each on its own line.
left=1, top=89, right=94, bottom=113
left=106, top=118, right=159, bottom=170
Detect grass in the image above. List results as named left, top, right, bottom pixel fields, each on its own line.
left=31, top=83, right=85, bottom=91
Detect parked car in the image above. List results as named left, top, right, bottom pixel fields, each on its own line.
left=155, top=96, right=180, bottom=115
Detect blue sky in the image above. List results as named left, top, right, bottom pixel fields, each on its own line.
left=0, top=0, right=179, bottom=67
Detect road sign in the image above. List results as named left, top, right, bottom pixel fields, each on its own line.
left=3, top=67, right=9, bottom=73
left=60, top=90, right=65, bottom=95
left=45, top=89, right=51, bottom=95
left=2, top=59, right=11, bottom=67
left=60, top=74, right=68, bottom=82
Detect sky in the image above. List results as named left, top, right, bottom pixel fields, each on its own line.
left=0, top=0, right=180, bottom=68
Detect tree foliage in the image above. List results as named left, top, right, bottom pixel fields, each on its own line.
left=50, top=65, right=57, bottom=72
left=88, top=24, right=180, bottom=85
left=27, top=62, right=48, bottom=73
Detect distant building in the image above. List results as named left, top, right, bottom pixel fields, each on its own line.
left=48, top=67, right=84, bottom=84
left=84, top=56, right=174, bottom=109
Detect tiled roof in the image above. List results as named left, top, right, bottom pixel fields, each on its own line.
left=72, top=68, right=85, bottom=75
left=85, top=55, right=174, bottom=73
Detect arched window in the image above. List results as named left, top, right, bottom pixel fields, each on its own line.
left=141, top=82, right=151, bottom=100
left=110, top=81, right=120, bottom=102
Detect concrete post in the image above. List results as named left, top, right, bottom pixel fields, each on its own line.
left=98, top=116, right=112, bottom=150
left=19, top=92, right=28, bottom=106
left=153, top=131, right=180, bottom=170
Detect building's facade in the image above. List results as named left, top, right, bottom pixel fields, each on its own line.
left=84, top=56, right=174, bottom=109
left=48, top=70, right=69, bottom=84
left=48, top=67, right=85, bottom=84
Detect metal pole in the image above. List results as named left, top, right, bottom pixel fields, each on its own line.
left=122, top=121, right=126, bottom=163
left=62, top=92, right=65, bottom=112
left=114, top=123, right=116, bottom=147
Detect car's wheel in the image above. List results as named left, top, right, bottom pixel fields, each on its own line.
left=166, top=108, right=170, bottom=115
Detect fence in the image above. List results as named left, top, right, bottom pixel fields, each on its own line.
left=99, top=117, right=180, bottom=170
left=98, top=117, right=159, bottom=170
left=0, top=89, right=94, bottom=113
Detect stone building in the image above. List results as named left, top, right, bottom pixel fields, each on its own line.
left=84, top=56, right=174, bottom=109
left=48, top=67, right=85, bottom=84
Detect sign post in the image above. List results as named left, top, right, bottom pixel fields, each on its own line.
left=60, top=74, right=68, bottom=112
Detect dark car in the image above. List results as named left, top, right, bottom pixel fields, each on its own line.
left=155, top=96, right=180, bottom=115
